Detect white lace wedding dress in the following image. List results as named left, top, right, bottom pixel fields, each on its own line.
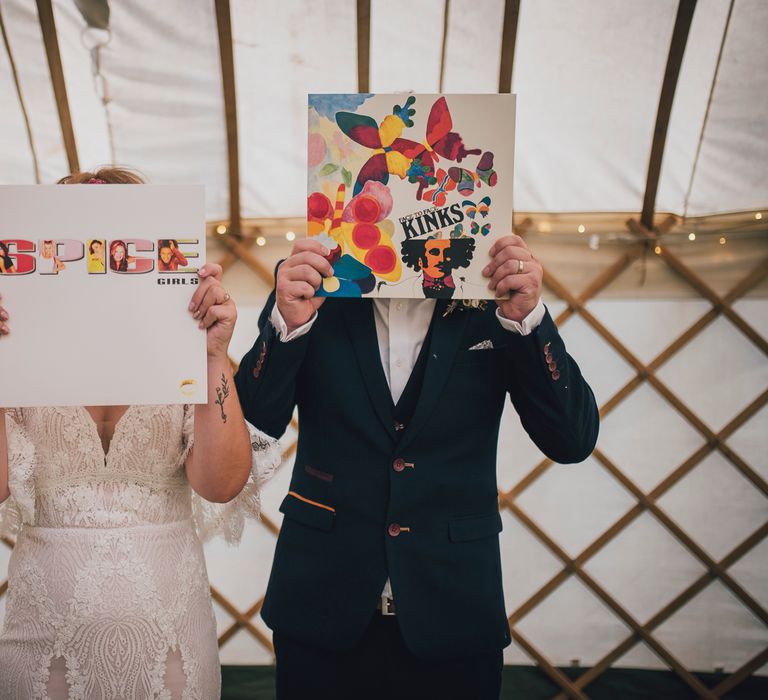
left=0, top=405, right=280, bottom=700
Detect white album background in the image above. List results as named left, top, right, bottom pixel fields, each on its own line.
left=0, top=185, right=207, bottom=407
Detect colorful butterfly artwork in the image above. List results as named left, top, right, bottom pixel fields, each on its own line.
left=421, top=168, right=457, bottom=206
left=448, top=169, right=478, bottom=196
left=337, top=96, right=481, bottom=196
left=462, top=197, right=492, bottom=236
left=406, top=99, right=483, bottom=199
left=471, top=221, right=491, bottom=236
left=463, top=196, right=491, bottom=220
left=335, top=96, right=424, bottom=196
left=447, top=152, right=498, bottom=196
left=475, top=151, right=498, bottom=187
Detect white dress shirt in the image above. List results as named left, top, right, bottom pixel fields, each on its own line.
left=270, top=297, right=546, bottom=602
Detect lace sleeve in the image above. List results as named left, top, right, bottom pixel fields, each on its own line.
left=0, top=408, right=36, bottom=540
left=182, top=405, right=281, bottom=544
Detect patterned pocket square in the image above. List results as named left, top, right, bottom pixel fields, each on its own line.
left=468, top=340, right=494, bottom=351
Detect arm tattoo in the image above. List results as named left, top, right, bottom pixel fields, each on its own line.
left=214, top=373, right=231, bottom=423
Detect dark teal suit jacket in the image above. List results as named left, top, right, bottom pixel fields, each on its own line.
left=235, top=295, right=598, bottom=660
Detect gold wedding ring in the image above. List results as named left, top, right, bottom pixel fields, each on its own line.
left=516, top=259, right=525, bottom=275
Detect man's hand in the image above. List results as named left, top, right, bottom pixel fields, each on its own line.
left=482, top=234, right=543, bottom=323
left=276, top=239, right=334, bottom=333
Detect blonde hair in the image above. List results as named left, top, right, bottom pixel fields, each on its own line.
left=57, top=167, right=146, bottom=185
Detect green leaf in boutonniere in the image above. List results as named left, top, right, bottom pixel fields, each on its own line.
left=443, top=299, right=488, bottom=317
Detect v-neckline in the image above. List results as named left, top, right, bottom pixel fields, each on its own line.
left=79, top=405, right=133, bottom=459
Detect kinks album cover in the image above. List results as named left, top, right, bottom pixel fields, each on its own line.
left=307, top=93, right=515, bottom=300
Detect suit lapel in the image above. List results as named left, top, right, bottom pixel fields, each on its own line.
left=342, top=300, right=397, bottom=442
left=398, top=299, right=471, bottom=451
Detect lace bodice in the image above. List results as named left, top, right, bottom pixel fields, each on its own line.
left=0, top=404, right=280, bottom=541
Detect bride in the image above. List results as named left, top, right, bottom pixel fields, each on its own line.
left=0, top=170, right=279, bottom=699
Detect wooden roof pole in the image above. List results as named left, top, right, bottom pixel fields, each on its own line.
left=214, top=0, right=241, bottom=240
left=1, top=4, right=41, bottom=182
left=641, top=0, right=697, bottom=229
left=438, top=0, right=451, bottom=93
left=356, top=0, right=371, bottom=93
left=36, top=0, right=79, bottom=174
left=498, top=0, right=520, bottom=93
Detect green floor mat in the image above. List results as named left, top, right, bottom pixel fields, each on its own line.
left=222, top=665, right=767, bottom=699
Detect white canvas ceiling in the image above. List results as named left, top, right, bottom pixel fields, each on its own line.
left=0, top=0, right=766, bottom=221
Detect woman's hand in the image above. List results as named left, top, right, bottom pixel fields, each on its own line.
left=186, top=263, right=251, bottom=502
left=0, top=292, right=9, bottom=336
left=188, top=263, right=235, bottom=359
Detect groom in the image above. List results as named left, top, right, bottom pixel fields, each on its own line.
left=235, top=233, right=598, bottom=699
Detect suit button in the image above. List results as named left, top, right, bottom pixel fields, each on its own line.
left=548, top=360, right=557, bottom=371
left=393, top=458, right=405, bottom=472
left=543, top=342, right=551, bottom=353
left=545, top=353, right=553, bottom=363
left=552, top=370, right=561, bottom=380
left=388, top=523, right=401, bottom=537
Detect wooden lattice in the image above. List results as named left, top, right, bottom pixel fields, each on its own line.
left=501, top=217, right=768, bottom=699
left=203, top=215, right=768, bottom=698
left=1, top=217, right=765, bottom=699
left=1, top=1, right=763, bottom=695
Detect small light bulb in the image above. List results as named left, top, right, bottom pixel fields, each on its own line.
left=538, top=221, right=552, bottom=234
left=688, top=232, right=696, bottom=241
left=215, top=224, right=227, bottom=235
left=654, top=245, right=662, bottom=255
left=286, top=231, right=296, bottom=241
left=577, top=224, right=586, bottom=233
left=719, top=236, right=726, bottom=245
left=256, top=236, right=266, bottom=247
left=756, top=212, right=763, bottom=220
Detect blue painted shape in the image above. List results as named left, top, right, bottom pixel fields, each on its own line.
left=332, top=254, right=371, bottom=281
left=315, top=277, right=362, bottom=298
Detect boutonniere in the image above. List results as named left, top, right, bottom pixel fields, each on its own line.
left=443, top=299, right=488, bottom=317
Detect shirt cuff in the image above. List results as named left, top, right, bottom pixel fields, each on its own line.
left=496, top=299, right=546, bottom=336
left=270, top=304, right=318, bottom=342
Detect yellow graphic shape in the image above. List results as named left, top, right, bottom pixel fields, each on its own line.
left=333, top=220, right=401, bottom=283
left=322, top=277, right=341, bottom=293
left=378, top=113, right=405, bottom=146
left=179, top=379, right=198, bottom=396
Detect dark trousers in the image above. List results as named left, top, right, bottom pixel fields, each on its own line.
left=273, top=613, right=503, bottom=700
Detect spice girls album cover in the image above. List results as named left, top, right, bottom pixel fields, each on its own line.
left=307, top=93, right=515, bottom=300
left=0, top=185, right=207, bottom=407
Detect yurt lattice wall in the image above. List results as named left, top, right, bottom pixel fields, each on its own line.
left=1, top=0, right=767, bottom=698
left=178, top=214, right=765, bottom=700
left=0, top=221, right=766, bottom=699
